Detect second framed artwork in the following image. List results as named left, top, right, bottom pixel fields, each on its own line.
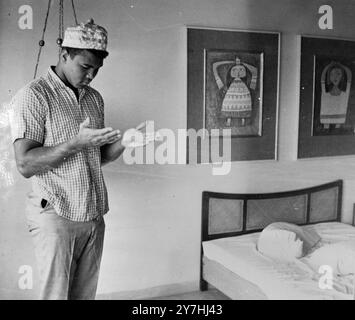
left=298, top=36, right=355, bottom=158
left=187, top=27, right=280, bottom=162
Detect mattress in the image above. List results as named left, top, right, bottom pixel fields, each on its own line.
left=202, top=222, right=355, bottom=300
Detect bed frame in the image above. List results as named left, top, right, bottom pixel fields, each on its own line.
left=200, top=180, right=343, bottom=299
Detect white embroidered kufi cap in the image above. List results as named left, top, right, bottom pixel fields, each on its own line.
left=61, top=18, right=108, bottom=52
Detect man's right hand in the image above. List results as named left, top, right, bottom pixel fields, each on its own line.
left=13, top=118, right=121, bottom=179
left=74, top=117, right=121, bottom=149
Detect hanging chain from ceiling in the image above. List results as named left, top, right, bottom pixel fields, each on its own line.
left=33, top=0, right=79, bottom=79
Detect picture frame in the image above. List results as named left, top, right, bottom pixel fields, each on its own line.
left=187, top=27, right=280, bottom=162
left=298, top=36, right=355, bottom=158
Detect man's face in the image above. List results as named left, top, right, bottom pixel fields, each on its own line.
left=63, top=49, right=103, bottom=89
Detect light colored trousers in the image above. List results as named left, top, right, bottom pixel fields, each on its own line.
left=25, top=192, right=105, bottom=300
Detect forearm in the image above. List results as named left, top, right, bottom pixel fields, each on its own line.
left=18, top=138, right=80, bottom=178
left=101, top=140, right=125, bottom=166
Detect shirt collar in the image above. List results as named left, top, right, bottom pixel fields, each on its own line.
left=46, top=66, right=87, bottom=96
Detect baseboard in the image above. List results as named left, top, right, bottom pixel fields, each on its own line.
left=96, top=281, right=199, bottom=300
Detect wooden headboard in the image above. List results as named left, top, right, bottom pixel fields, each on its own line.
left=201, top=180, right=342, bottom=242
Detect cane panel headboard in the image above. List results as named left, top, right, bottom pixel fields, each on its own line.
left=201, top=180, right=342, bottom=242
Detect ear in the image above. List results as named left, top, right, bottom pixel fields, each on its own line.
left=60, top=48, right=69, bottom=63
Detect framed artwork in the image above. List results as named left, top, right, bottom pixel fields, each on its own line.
left=298, top=36, right=355, bottom=158
left=187, top=27, right=280, bottom=162
left=204, top=50, right=264, bottom=137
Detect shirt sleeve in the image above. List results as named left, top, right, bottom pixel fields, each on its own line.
left=10, top=86, right=47, bottom=144
left=96, top=92, right=105, bottom=129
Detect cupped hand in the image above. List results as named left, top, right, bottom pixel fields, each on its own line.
left=76, top=117, right=122, bottom=148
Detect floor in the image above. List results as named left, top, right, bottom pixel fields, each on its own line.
left=151, top=289, right=230, bottom=300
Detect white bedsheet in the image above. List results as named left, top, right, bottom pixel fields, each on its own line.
left=202, top=222, right=355, bottom=300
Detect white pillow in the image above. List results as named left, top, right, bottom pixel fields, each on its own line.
left=306, top=240, right=355, bottom=275
left=257, top=222, right=321, bottom=261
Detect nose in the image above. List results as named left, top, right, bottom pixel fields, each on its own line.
left=86, top=72, right=94, bottom=80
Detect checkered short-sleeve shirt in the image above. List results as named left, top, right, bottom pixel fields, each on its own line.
left=10, top=67, right=109, bottom=222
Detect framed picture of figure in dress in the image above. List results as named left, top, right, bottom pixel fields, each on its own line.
left=204, top=50, right=264, bottom=137
left=298, top=36, right=355, bottom=158
left=187, top=27, right=280, bottom=162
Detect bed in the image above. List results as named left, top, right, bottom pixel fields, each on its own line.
left=200, top=179, right=355, bottom=300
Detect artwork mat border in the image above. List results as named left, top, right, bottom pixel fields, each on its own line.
left=298, top=34, right=355, bottom=159
left=186, top=25, right=281, bottom=161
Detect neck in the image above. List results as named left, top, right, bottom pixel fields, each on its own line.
left=330, top=86, right=341, bottom=96
left=54, top=64, right=78, bottom=93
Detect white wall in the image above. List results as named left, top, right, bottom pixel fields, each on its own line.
left=1, top=0, right=355, bottom=299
